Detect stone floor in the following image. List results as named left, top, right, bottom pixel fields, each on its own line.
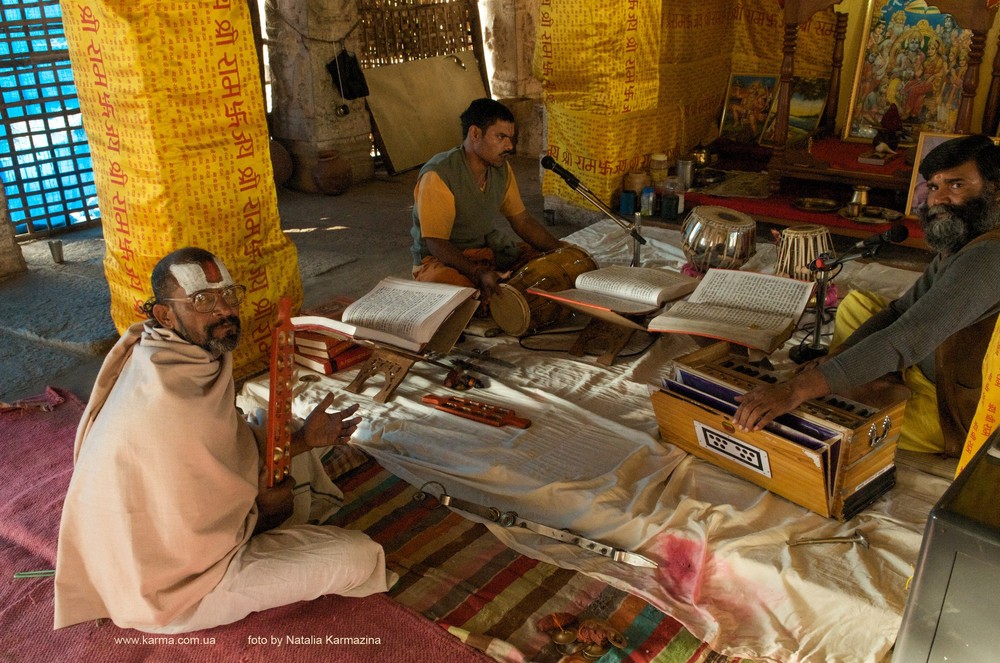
left=0, top=157, right=579, bottom=403
left=0, top=156, right=933, bottom=404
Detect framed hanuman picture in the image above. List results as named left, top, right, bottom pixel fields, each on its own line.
left=843, top=1, right=973, bottom=144
left=719, top=73, right=777, bottom=143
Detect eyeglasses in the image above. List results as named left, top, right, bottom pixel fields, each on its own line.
left=162, top=284, right=247, bottom=313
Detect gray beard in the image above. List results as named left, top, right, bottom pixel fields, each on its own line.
left=203, top=317, right=242, bottom=357
left=920, top=194, right=1000, bottom=254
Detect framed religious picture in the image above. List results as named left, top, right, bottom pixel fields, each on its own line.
left=719, top=73, right=778, bottom=143
left=843, top=1, right=973, bottom=144
left=905, top=132, right=1000, bottom=216
left=758, top=76, right=829, bottom=148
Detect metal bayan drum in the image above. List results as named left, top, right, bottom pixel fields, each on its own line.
left=490, top=245, right=597, bottom=336
left=775, top=224, right=835, bottom=281
left=681, top=205, right=756, bottom=272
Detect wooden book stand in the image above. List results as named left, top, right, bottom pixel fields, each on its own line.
left=345, top=346, right=418, bottom=403
left=344, top=299, right=479, bottom=403
left=569, top=317, right=637, bottom=366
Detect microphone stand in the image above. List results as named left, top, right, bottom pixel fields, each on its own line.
left=543, top=163, right=647, bottom=265
left=788, top=245, right=883, bottom=364
left=632, top=213, right=642, bottom=268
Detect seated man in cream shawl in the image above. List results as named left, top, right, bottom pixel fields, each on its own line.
left=54, top=247, right=393, bottom=634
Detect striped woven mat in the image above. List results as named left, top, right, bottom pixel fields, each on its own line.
left=325, top=458, right=739, bottom=663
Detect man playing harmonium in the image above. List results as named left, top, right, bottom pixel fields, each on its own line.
left=735, top=134, right=1000, bottom=457
left=55, top=247, right=393, bottom=633
left=410, top=97, right=563, bottom=302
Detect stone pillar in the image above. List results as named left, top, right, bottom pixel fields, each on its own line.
left=480, top=0, right=545, bottom=159
left=267, top=0, right=372, bottom=191
left=0, top=191, right=27, bottom=279
left=479, top=0, right=541, bottom=100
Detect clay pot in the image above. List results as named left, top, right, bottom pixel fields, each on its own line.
left=313, top=151, right=352, bottom=196
left=269, top=140, right=293, bottom=187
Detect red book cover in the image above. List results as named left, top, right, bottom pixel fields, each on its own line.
left=293, top=353, right=333, bottom=375
left=295, top=330, right=350, bottom=351
left=295, top=337, right=354, bottom=359
left=332, top=345, right=373, bottom=372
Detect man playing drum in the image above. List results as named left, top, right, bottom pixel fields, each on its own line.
left=410, top=98, right=564, bottom=304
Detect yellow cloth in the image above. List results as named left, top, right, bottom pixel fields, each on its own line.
left=957, top=317, right=1000, bottom=475
left=832, top=290, right=944, bottom=454
left=413, top=164, right=525, bottom=240
left=61, top=1, right=302, bottom=379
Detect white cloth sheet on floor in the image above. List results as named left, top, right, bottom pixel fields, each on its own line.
left=239, top=219, right=946, bottom=662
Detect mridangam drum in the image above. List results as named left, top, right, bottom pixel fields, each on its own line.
left=775, top=224, right=835, bottom=281
left=681, top=205, right=756, bottom=272
left=490, top=245, right=597, bottom=336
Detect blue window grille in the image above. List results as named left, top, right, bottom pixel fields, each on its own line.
left=0, top=0, right=99, bottom=239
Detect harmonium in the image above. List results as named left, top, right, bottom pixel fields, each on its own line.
left=650, top=342, right=908, bottom=520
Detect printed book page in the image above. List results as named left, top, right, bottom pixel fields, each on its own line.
left=528, top=266, right=698, bottom=316
left=647, top=270, right=813, bottom=352
left=574, top=265, right=699, bottom=307
left=649, top=301, right=793, bottom=352
left=686, top=269, right=813, bottom=317
left=293, top=277, right=475, bottom=352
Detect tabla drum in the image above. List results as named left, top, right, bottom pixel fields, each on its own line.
left=490, top=245, right=597, bottom=336
left=681, top=205, right=756, bottom=273
left=775, top=224, right=835, bottom=281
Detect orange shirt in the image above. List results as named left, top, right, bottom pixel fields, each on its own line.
left=413, top=163, right=526, bottom=240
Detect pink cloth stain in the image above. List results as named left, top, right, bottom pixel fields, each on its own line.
left=680, top=263, right=705, bottom=278
left=651, top=533, right=709, bottom=602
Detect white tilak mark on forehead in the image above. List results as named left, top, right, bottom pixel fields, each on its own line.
left=169, top=260, right=234, bottom=295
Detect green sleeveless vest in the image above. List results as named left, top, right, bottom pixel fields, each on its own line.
left=410, top=146, right=510, bottom=265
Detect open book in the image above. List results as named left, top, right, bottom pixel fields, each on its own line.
left=291, top=277, right=478, bottom=353
left=647, top=269, right=814, bottom=353
left=526, top=265, right=699, bottom=330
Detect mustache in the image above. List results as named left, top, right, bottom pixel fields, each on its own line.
left=207, top=316, right=241, bottom=334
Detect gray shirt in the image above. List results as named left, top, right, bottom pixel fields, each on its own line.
left=819, top=237, right=1000, bottom=393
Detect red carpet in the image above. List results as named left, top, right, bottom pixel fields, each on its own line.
left=0, top=388, right=490, bottom=663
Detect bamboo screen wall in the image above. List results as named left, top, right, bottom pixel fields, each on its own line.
left=356, top=0, right=478, bottom=67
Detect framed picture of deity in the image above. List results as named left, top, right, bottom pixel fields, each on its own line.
left=719, top=73, right=778, bottom=143
left=843, top=0, right=973, bottom=144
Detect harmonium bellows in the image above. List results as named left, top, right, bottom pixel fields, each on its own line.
left=650, top=342, right=908, bottom=520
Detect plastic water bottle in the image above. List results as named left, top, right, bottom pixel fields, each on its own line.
left=640, top=186, right=655, bottom=216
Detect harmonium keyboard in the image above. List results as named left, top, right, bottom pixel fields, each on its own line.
left=650, top=342, right=908, bottom=519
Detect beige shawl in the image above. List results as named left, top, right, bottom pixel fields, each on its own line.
left=54, top=322, right=259, bottom=630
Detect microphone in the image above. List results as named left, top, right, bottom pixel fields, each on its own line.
left=850, top=223, right=909, bottom=252
left=808, top=223, right=908, bottom=271
left=540, top=155, right=646, bottom=247
left=540, top=156, right=579, bottom=188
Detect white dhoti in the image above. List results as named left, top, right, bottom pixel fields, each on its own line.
left=142, top=448, right=395, bottom=634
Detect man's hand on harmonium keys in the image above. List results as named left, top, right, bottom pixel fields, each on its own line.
left=292, top=394, right=362, bottom=451
left=733, top=369, right=831, bottom=432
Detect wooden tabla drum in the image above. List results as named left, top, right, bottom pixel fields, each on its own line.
left=681, top=205, right=756, bottom=272
left=775, top=224, right=835, bottom=281
left=490, top=245, right=597, bottom=336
